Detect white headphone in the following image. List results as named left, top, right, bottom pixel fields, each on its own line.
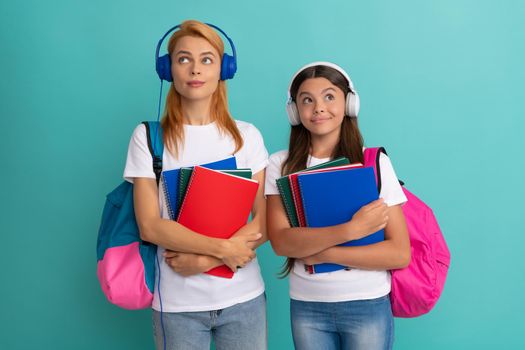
left=285, top=61, right=360, bottom=126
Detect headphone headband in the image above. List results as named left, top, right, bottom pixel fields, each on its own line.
left=287, top=61, right=356, bottom=100
left=155, top=23, right=237, bottom=82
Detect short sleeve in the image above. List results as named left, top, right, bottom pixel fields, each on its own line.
left=264, top=151, right=287, bottom=196
left=241, top=124, right=269, bottom=175
left=378, top=153, right=407, bottom=206
left=123, top=124, right=155, bottom=183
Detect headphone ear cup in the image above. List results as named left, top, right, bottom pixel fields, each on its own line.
left=156, top=54, right=173, bottom=82
left=286, top=101, right=301, bottom=125
left=220, top=53, right=237, bottom=80
left=345, top=91, right=360, bottom=118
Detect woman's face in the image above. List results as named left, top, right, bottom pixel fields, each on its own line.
left=171, top=35, right=221, bottom=102
left=296, top=77, right=346, bottom=138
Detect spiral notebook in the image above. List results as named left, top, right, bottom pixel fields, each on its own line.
left=276, top=157, right=350, bottom=227
left=161, top=156, right=237, bottom=220
left=177, top=166, right=259, bottom=278
left=297, top=166, right=385, bottom=274
left=178, top=168, right=252, bottom=208
left=288, top=163, right=364, bottom=227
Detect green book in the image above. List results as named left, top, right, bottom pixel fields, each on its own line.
left=276, top=157, right=350, bottom=227
left=177, top=168, right=253, bottom=218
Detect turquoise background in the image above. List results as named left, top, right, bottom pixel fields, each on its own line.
left=1, top=0, right=524, bottom=348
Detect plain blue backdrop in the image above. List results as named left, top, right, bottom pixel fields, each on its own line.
left=1, top=0, right=524, bottom=349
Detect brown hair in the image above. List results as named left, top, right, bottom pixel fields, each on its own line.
left=161, top=20, right=243, bottom=157
left=280, top=65, right=365, bottom=277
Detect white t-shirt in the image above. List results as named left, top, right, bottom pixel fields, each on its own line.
left=264, top=149, right=407, bottom=302
left=124, top=120, right=269, bottom=312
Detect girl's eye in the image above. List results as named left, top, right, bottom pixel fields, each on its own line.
left=202, top=57, right=213, bottom=65
left=301, top=97, right=313, bottom=104
left=178, top=57, right=190, bottom=64
left=325, top=94, right=335, bottom=101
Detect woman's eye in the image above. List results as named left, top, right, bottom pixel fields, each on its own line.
left=202, top=57, right=213, bottom=64
left=325, top=94, right=335, bottom=101
left=302, top=97, right=313, bottom=104
left=178, top=57, right=190, bottom=64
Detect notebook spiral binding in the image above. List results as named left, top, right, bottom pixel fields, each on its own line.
left=176, top=168, right=198, bottom=221
left=290, top=176, right=307, bottom=227
left=177, top=169, right=190, bottom=218
left=276, top=179, right=297, bottom=228
left=296, top=177, right=310, bottom=227
left=161, top=174, right=176, bottom=221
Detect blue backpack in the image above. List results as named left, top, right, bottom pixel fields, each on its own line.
left=96, top=121, right=163, bottom=309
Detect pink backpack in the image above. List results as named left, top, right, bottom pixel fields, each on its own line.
left=364, top=147, right=450, bottom=317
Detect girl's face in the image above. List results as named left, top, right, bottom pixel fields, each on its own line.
left=171, top=35, right=221, bottom=103
left=296, top=77, right=346, bottom=138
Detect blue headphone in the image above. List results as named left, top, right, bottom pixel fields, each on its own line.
left=155, top=23, right=237, bottom=82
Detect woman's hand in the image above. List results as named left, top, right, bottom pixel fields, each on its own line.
left=231, top=226, right=264, bottom=250
left=220, top=232, right=261, bottom=272
left=346, top=198, right=389, bottom=241
left=164, top=250, right=222, bottom=277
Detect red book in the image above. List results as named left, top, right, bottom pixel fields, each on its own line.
left=177, top=166, right=259, bottom=278
left=288, top=163, right=364, bottom=228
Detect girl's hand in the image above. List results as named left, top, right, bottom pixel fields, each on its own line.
left=220, top=232, right=261, bottom=272
left=164, top=250, right=221, bottom=277
left=301, top=249, right=332, bottom=265
left=346, top=199, right=389, bottom=240
left=301, top=252, right=324, bottom=265
left=301, top=249, right=351, bottom=270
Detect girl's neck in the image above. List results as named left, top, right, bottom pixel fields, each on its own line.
left=181, top=96, right=213, bottom=125
left=309, top=130, right=340, bottom=159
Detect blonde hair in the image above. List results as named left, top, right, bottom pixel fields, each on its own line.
left=161, top=20, right=243, bottom=157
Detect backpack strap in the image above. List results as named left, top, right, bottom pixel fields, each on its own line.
left=363, top=147, right=387, bottom=194
left=364, top=147, right=405, bottom=195
left=142, top=121, right=164, bottom=185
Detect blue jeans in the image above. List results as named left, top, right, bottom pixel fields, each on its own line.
left=290, top=295, right=394, bottom=350
left=152, top=293, right=267, bottom=350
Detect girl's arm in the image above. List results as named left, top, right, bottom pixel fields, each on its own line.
left=302, top=204, right=411, bottom=269
left=133, top=177, right=260, bottom=272
left=164, top=170, right=267, bottom=276
left=266, top=194, right=389, bottom=258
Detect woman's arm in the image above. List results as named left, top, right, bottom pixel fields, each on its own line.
left=302, top=205, right=411, bottom=269
left=133, top=177, right=259, bottom=271
left=266, top=194, right=389, bottom=258
left=232, top=169, right=267, bottom=248
left=163, top=250, right=222, bottom=277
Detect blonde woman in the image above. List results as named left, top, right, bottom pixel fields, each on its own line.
left=124, top=20, right=268, bottom=349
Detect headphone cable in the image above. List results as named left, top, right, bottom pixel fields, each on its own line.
left=153, top=79, right=167, bottom=350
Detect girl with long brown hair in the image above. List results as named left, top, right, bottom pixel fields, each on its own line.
left=124, top=20, right=268, bottom=349
left=265, top=62, right=410, bottom=350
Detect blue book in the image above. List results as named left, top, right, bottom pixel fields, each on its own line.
left=161, top=156, right=237, bottom=220
left=297, top=166, right=384, bottom=274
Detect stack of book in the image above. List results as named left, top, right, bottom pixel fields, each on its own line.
left=276, top=157, right=384, bottom=274
left=162, top=157, right=258, bottom=278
